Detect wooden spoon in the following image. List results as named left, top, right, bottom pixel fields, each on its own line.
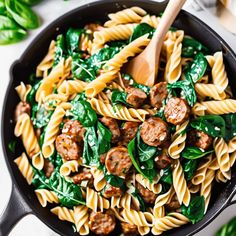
left=125, top=0, right=186, bottom=86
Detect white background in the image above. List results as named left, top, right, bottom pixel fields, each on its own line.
left=0, top=0, right=236, bottom=235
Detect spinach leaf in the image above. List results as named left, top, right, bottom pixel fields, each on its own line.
left=181, top=196, right=205, bottom=224
left=191, top=115, right=226, bottom=138
left=107, top=40, right=127, bottom=48
left=105, top=174, right=125, bottom=188
left=97, top=121, right=112, bottom=155
left=167, top=79, right=197, bottom=107
left=223, top=114, right=236, bottom=141
left=5, top=0, right=40, bottom=29
left=0, top=0, right=6, bottom=14
left=8, top=140, right=17, bottom=153
left=185, top=53, right=208, bottom=83
left=131, top=187, right=146, bottom=212
left=182, top=147, right=214, bottom=160
left=216, top=217, right=236, bottom=236
left=0, top=15, right=27, bottom=45
left=32, top=168, right=49, bottom=189
left=49, top=153, right=63, bottom=168
left=54, top=34, right=67, bottom=67
left=49, top=171, right=85, bottom=207
left=26, top=80, right=41, bottom=105
left=66, top=27, right=84, bottom=55
left=160, top=166, right=173, bottom=184
left=70, top=99, right=97, bottom=127
left=182, top=37, right=209, bottom=58
left=183, top=159, right=199, bottom=181
left=128, top=137, right=157, bottom=182
left=111, top=90, right=131, bottom=107
left=122, top=73, right=150, bottom=95
left=136, top=130, right=158, bottom=162
left=129, top=23, right=154, bottom=42
left=31, top=104, right=53, bottom=129
left=39, top=128, right=45, bottom=149
left=19, top=0, right=42, bottom=6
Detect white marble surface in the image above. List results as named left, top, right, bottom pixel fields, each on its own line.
left=0, top=0, right=236, bottom=235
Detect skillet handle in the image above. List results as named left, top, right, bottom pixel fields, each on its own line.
left=0, top=183, right=32, bottom=236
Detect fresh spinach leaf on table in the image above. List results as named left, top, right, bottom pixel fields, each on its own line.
left=190, top=115, right=226, bottom=138
left=5, top=0, right=40, bottom=29
left=0, top=15, right=27, bottom=45
left=181, top=196, right=205, bottom=224
left=182, top=147, right=214, bottom=160
left=216, top=217, right=236, bottom=236
left=182, top=37, right=209, bottom=58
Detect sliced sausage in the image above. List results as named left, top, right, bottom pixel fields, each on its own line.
left=165, top=199, right=181, bottom=211
left=164, top=97, right=190, bottom=125
left=103, top=185, right=123, bottom=198
left=118, top=122, right=139, bottom=146
left=99, top=117, right=120, bottom=143
left=105, top=147, right=132, bottom=177
left=150, top=82, right=168, bottom=109
left=15, top=101, right=31, bottom=122
left=140, top=117, right=169, bottom=147
left=155, top=149, right=172, bottom=169
left=188, top=129, right=213, bottom=150
left=89, top=211, right=116, bottom=235
left=121, top=222, right=138, bottom=236
left=62, top=120, right=85, bottom=143
left=43, top=159, right=54, bottom=178
left=55, top=134, right=81, bottom=161
left=136, top=182, right=156, bottom=204
left=125, top=87, right=147, bottom=108
left=72, top=168, right=93, bottom=187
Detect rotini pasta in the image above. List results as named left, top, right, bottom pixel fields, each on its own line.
left=15, top=82, right=32, bottom=102
left=74, top=205, right=90, bottom=235
left=60, top=160, right=80, bottom=176
left=35, top=189, right=59, bottom=207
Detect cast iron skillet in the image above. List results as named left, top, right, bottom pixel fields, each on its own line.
left=1, top=0, right=236, bottom=235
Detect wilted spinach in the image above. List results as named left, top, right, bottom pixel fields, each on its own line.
left=32, top=168, right=49, bottom=189
left=49, top=153, right=63, bottom=169
left=183, top=159, right=199, bottom=181
left=53, top=34, right=67, bottom=67
left=97, top=121, right=112, bottom=155
left=182, top=147, right=213, bottom=160
left=0, top=15, right=27, bottom=45
left=8, top=140, right=17, bottom=153
left=222, top=114, right=236, bottom=141
left=184, top=53, right=208, bottom=83
left=181, top=196, right=205, bottom=224
left=130, top=186, right=146, bottom=212
left=5, top=0, right=40, bottom=29
left=182, top=37, right=209, bottom=58
left=66, top=28, right=84, bottom=55
left=111, top=90, right=130, bottom=107
left=49, top=171, right=85, bottom=207
left=216, top=217, right=236, bottom=236
left=129, top=23, right=154, bottom=42
left=160, top=166, right=173, bottom=185
left=104, top=174, right=125, bottom=189
left=70, top=99, right=97, bottom=127
left=26, top=79, right=42, bottom=105
left=191, top=115, right=226, bottom=138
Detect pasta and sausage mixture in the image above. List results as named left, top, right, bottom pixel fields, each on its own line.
left=13, top=6, right=236, bottom=236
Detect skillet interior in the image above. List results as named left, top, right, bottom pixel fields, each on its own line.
left=2, top=0, right=236, bottom=235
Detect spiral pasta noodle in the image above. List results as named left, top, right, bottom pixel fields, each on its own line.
left=141, top=15, right=160, bottom=28
left=51, top=206, right=75, bottom=223
left=15, top=82, right=32, bottom=102
left=14, top=113, right=40, bottom=158
left=60, top=160, right=80, bottom=176
left=14, top=152, right=34, bottom=185
left=90, top=167, right=107, bottom=191
left=35, top=189, right=59, bottom=207
left=74, top=205, right=90, bottom=235
left=111, top=193, right=134, bottom=210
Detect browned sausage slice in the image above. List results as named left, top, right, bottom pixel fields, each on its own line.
left=136, top=182, right=156, bottom=204
left=55, top=134, right=81, bottom=161
left=164, top=97, right=190, bottom=125
left=125, top=87, right=147, bottom=108
left=150, top=82, right=168, bottom=109
left=121, top=222, right=138, bottom=236
left=72, top=168, right=93, bottom=187
left=118, top=121, right=139, bottom=146
left=155, top=149, right=172, bottom=169
left=103, top=185, right=123, bottom=198
left=89, top=211, right=116, bottom=235
left=140, top=117, right=169, bottom=147
left=43, top=159, right=54, bottom=178
left=15, top=101, right=31, bottom=122
left=99, top=117, right=120, bottom=143
left=105, top=147, right=132, bottom=177
left=62, top=120, right=85, bottom=143
left=165, top=199, right=181, bottom=211
left=188, top=129, right=213, bottom=150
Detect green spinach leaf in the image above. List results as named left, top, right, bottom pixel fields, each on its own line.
left=181, top=196, right=205, bottom=224
left=131, top=186, right=146, bottom=212
left=53, top=34, right=67, bottom=67
left=182, top=147, right=213, bottom=160
left=32, top=168, right=49, bottom=189
left=183, top=159, right=199, bottom=181
left=182, top=37, right=209, bottom=58
left=129, top=23, right=154, bottom=42
left=185, top=53, right=208, bottom=83
left=49, top=171, right=85, bottom=207
left=49, top=153, right=63, bottom=168
left=5, top=0, right=40, bottom=29
left=66, top=27, right=84, bottom=55
left=160, top=166, right=173, bottom=184
left=70, top=99, right=97, bottom=127
left=97, top=121, right=112, bottom=155
left=104, top=174, right=125, bottom=188
left=111, top=90, right=131, bottom=107
left=0, top=0, right=6, bottom=14
left=8, top=140, right=17, bottom=153
left=26, top=79, right=41, bottom=105
left=222, top=114, right=236, bottom=141
left=191, top=115, right=226, bottom=138
left=216, top=217, right=236, bottom=236
left=19, top=0, right=42, bottom=6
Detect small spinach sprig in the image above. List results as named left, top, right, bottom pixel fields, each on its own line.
left=182, top=147, right=213, bottom=160
left=183, top=159, right=199, bottom=181
left=129, top=23, right=154, bottom=42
